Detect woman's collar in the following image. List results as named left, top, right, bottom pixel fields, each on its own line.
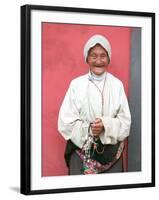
left=88, top=71, right=106, bottom=81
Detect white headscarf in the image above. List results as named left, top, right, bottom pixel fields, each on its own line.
left=83, top=34, right=112, bottom=63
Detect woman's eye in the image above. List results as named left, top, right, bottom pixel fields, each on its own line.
left=90, top=55, right=96, bottom=58
left=101, top=54, right=107, bottom=58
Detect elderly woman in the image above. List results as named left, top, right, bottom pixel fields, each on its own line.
left=58, top=34, right=131, bottom=175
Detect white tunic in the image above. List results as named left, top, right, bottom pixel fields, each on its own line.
left=58, top=72, right=131, bottom=148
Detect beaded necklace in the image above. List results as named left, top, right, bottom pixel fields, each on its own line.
left=82, top=72, right=107, bottom=166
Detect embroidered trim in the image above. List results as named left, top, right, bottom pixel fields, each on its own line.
left=76, top=141, right=125, bottom=174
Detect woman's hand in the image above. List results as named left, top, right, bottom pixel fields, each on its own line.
left=91, top=118, right=104, bottom=137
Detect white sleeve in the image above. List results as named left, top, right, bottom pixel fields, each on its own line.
left=58, top=82, right=89, bottom=148
left=99, top=84, right=131, bottom=144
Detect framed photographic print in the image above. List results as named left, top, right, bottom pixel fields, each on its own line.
left=20, top=4, right=155, bottom=195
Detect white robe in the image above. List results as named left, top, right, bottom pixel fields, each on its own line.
left=58, top=72, right=131, bottom=148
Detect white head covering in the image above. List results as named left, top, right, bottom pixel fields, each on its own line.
left=84, top=34, right=112, bottom=63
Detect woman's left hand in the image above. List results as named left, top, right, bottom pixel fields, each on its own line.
left=91, top=118, right=104, bottom=137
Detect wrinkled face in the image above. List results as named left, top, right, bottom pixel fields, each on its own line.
left=87, top=44, right=109, bottom=76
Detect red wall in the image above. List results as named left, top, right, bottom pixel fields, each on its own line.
left=42, top=23, right=131, bottom=176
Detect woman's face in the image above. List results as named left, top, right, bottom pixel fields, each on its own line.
left=87, top=44, right=109, bottom=76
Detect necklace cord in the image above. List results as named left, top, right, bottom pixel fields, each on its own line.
left=89, top=73, right=107, bottom=116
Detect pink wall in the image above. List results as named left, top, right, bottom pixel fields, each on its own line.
left=42, top=23, right=131, bottom=176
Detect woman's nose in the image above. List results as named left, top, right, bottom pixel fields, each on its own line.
left=95, top=57, right=103, bottom=65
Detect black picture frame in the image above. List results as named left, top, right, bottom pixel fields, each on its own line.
left=20, top=4, right=155, bottom=195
